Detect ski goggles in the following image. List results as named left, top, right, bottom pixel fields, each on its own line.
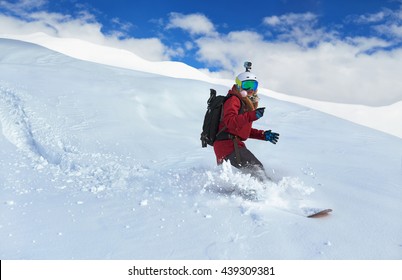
left=240, top=80, right=258, bottom=91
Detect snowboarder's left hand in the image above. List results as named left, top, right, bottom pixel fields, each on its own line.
left=264, top=130, right=279, bottom=144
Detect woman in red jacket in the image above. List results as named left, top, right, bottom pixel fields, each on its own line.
left=213, top=65, right=279, bottom=181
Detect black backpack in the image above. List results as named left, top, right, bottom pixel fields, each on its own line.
left=200, top=89, right=242, bottom=147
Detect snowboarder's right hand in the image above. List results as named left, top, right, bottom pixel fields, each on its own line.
left=255, top=107, right=265, bottom=119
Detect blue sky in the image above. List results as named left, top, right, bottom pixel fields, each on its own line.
left=1, top=0, right=402, bottom=105
left=39, top=0, right=402, bottom=65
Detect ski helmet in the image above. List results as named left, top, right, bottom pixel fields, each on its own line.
left=235, top=71, right=258, bottom=91
left=235, top=61, right=258, bottom=91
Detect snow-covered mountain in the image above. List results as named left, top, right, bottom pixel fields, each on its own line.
left=0, top=38, right=402, bottom=259
left=3, top=32, right=402, bottom=139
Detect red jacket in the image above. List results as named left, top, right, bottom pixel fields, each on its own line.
left=213, top=85, right=265, bottom=164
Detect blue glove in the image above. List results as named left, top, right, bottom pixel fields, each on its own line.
left=255, top=107, right=265, bottom=119
left=264, top=130, right=279, bottom=144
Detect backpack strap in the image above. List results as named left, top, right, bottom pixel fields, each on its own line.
left=229, top=134, right=242, bottom=166
left=215, top=94, right=243, bottom=141
left=215, top=94, right=244, bottom=165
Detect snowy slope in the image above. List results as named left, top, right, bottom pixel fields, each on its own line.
left=1, top=38, right=402, bottom=259
left=3, top=32, right=402, bottom=139
left=0, top=32, right=217, bottom=82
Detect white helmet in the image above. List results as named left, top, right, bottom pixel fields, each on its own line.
left=235, top=71, right=258, bottom=90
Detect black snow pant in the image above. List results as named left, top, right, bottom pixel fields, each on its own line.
left=225, top=146, right=269, bottom=181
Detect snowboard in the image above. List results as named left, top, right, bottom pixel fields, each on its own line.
left=304, top=208, right=333, bottom=218
left=221, top=187, right=333, bottom=219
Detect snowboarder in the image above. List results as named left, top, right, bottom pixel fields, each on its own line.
left=213, top=62, right=279, bottom=181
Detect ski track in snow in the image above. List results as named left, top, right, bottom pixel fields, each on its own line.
left=0, top=85, right=148, bottom=193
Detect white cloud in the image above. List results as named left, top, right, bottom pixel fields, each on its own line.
left=166, top=12, right=217, bottom=36
left=375, top=23, right=402, bottom=38
left=263, top=15, right=281, bottom=26
left=0, top=0, right=47, bottom=12
left=110, top=17, right=134, bottom=35
left=0, top=0, right=172, bottom=61
left=195, top=31, right=265, bottom=69
left=351, top=5, right=402, bottom=40
left=194, top=12, right=402, bottom=106
left=353, top=10, right=390, bottom=24
left=263, top=12, right=337, bottom=47
left=263, top=12, right=317, bottom=27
